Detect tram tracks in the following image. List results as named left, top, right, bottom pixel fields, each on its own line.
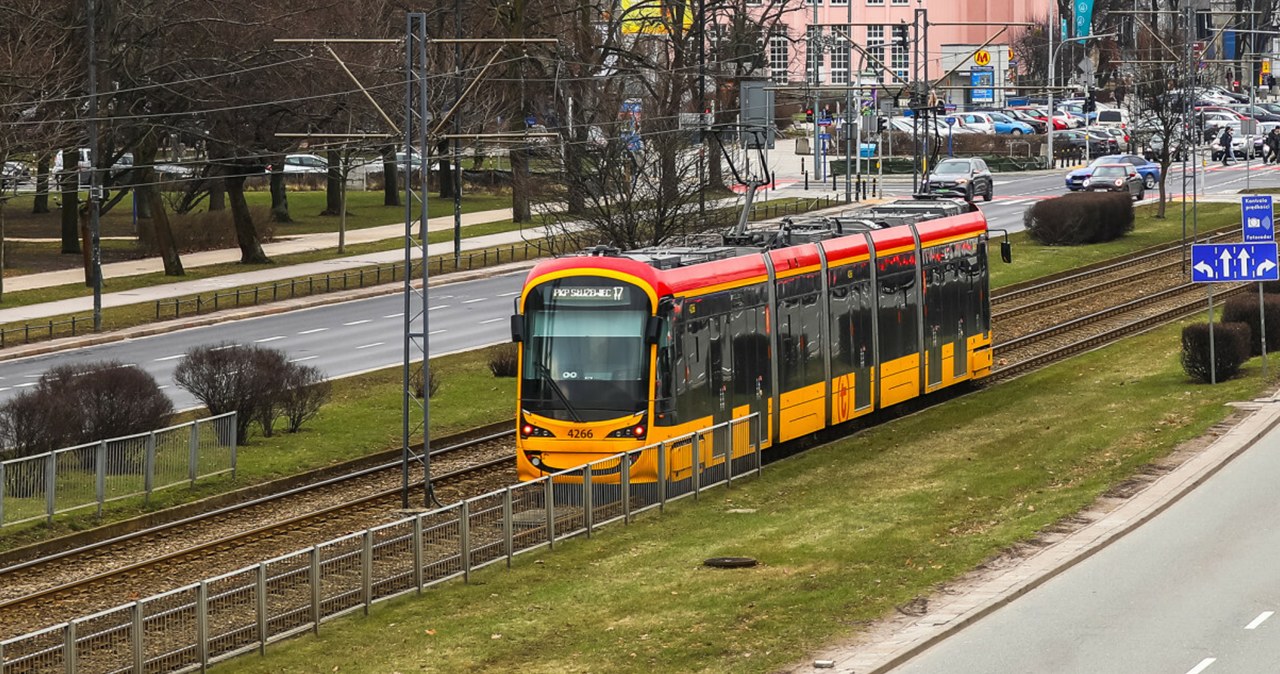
left=0, top=429, right=517, bottom=639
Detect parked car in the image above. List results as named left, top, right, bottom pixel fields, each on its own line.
left=1094, top=108, right=1129, bottom=130
left=1211, top=127, right=1260, bottom=160
left=1226, top=104, right=1280, bottom=123
left=1, top=160, right=30, bottom=190
left=1053, top=129, right=1112, bottom=156
left=1065, top=154, right=1161, bottom=191
left=998, top=108, right=1049, bottom=133
left=952, top=112, right=996, bottom=134
left=981, top=111, right=1036, bottom=135
left=923, top=157, right=993, bottom=202
left=1146, top=132, right=1188, bottom=162
left=1082, top=163, right=1145, bottom=200
left=270, top=153, right=328, bottom=174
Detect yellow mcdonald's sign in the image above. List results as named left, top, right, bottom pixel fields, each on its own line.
left=620, top=0, right=693, bottom=35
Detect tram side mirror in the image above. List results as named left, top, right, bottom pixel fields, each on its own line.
left=1001, top=241, right=1012, bottom=264
left=645, top=315, right=663, bottom=345
left=510, top=315, right=525, bottom=343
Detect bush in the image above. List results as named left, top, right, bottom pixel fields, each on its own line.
left=1024, top=192, right=1135, bottom=245
left=174, top=343, right=287, bottom=443
left=279, top=364, right=331, bottom=433
left=1221, top=293, right=1280, bottom=356
left=0, top=361, right=173, bottom=465
left=1181, top=322, right=1252, bottom=383
left=410, top=364, right=441, bottom=399
left=488, top=343, right=519, bottom=377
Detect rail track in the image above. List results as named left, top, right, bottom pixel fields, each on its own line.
left=0, top=428, right=517, bottom=639
left=0, top=229, right=1248, bottom=643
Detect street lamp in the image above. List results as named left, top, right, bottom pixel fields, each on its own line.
left=1047, top=32, right=1116, bottom=168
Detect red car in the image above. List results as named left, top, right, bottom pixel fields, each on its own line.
left=1010, top=106, right=1070, bottom=130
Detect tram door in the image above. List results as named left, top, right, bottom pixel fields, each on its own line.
left=925, top=264, right=946, bottom=388
left=729, top=303, right=769, bottom=446
left=852, top=281, right=873, bottom=410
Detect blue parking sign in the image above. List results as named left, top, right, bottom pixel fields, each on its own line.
left=1242, top=195, right=1274, bottom=242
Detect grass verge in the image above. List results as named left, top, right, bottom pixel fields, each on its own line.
left=215, top=319, right=1273, bottom=674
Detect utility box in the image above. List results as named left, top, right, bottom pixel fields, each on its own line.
left=796, top=137, right=812, bottom=155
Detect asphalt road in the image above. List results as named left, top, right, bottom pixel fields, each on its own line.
left=890, top=421, right=1280, bottom=674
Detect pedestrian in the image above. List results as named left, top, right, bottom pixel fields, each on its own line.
left=1220, top=128, right=1234, bottom=166
left=1269, top=128, right=1280, bottom=164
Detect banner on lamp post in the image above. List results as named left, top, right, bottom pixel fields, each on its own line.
left=1072, top=0, right=1094, bottom=38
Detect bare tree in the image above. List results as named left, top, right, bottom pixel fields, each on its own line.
left=1130, top=19, right=1186, bottom=218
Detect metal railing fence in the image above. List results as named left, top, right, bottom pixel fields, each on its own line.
left=0, top=414, right=759, bottom=674
left=0, top=413, right=237, bottom=528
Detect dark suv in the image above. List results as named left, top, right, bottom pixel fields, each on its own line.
left=924, top=158, right=993, bottom=201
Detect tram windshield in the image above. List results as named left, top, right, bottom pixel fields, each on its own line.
left=521, top=278, right=651, bottom=421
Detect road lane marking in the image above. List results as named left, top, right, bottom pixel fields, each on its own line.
left=1246, top=611, right=1274, bottom=629
left=355, top=342, right=384, bottom=350
left=255, top=336, right=285, bottom=343
left=480, top=317, right=506, bottom=324
left=462, top=298, right=487, bottom=304
left=15, top=382, right=36, bottom=388
left=428, top=329, right=446, bottom=335
left=297, top=328, right=328, bottom=335
left=154, top=354, right=185, bottom=362
left=211, top=343, right=239, bottom=350
left=383, top=313, right=404, bottom=318
left=343, top=319, right=371, bottom=326
left=289, top=356, right=318, bottom=363
left=1186, top=657, right=1216, bottom=674
left=498, top=291, right=519, bottom=297
left=428, top=305, right=450, bottom=311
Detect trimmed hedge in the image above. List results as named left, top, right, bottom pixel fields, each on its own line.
left=1221, top=293, right=1280, bottom=356
left=1023, top=192, right=1135, bottom=245
left=1181, top=322, right=1252, bottom=383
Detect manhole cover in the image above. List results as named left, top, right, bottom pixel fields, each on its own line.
left=703, top=556, right=758, bottom=568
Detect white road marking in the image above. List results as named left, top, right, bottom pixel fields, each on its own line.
left=1186, top=657, right=1216, bottom=674
left=428, top=329, right=447, bottom=335
left=383, top=313, right=404, bottom=319
left=154, top=354, right=185, bottom=362
left=343, top=319, right=371, bottom=326
left=355, top=342, right=384, bottom=350
left=22, top=374, right=40, bottom=379
left=289, top=356, right=319, bottom=363
left=498, top=291, right=520, bottom=297
left=480, top=317, right=506, bottom=324
left=255, top=336, right=285, bottom=343
left=428, top=305, right=450, bottom=311
left=211, top=343, right=239, bottom=350
left=1246, top=611, right=1274, bottom=630
left=0, top=387, right=10, bottom=392
left=462, top=298, right=487, bottom=304
left=15, top=382, right=36, bottom=388
left=158, top=385, right=170, bottom=390
left=297, top=328, right=328, bottom=335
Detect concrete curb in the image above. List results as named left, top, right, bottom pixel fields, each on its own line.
left=792, top=398, right=1280, bottom=673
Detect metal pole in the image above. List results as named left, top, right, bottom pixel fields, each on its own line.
left=846, top=2, right=854, bottom=204
left=1247, top=8, right=1255, bottom=190
left=453, top=1, right=463, bottom=264
left=402, top=13, right=415, bottom=509
left=812, top=1, right=821, bottom=183
left=1261, top=282, right=1269, bottom=377
left=87, top=0, right=102, bottom=332
left=1209, top=286, right=1217, bottom=384
left=698, top=0, right=706, bottom=223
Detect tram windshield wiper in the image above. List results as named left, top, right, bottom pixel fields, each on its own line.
left=535, top=363, right=583, bottom=423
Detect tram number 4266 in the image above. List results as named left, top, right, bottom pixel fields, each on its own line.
left=567, top=429, right=595, bottom=439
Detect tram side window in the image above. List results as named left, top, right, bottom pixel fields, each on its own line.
left=877, top=255, right=918, bottom=362
left=655, top=307, right=676, bottom=425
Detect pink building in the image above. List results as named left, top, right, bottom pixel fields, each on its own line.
left=764, top=0, right=1051, bottom=107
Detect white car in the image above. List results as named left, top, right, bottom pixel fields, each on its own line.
left=952, top=112, right=996, bottom=134
left=276, top=154, right=329, bottom=174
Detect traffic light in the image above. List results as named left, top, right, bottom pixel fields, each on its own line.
left=893, top=24, right=910, bottom=49
left=1083, top=92, right=1096, bottom=114
left=877, top=117, right=888, bottom=132
left=935, top=101, right=946, bottom=117
left=805, top=107, right=814, bottom=123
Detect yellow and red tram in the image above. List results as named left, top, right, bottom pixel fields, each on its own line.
left=509, top=198, right=998, bottom=482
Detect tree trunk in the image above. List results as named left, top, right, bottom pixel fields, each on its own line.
left=437, top=139, right=456, bottom=199
left=511, top=147, right=530, bottom=222
left=564, top=139, right=584, bottom=214
left=60, top=149, right=80, bottom=254
left=269, top=158, right=292, bottom=223
left=135, top=183, right=153, bottom=219
left=225, top=171, right=271, bottom=264
left=381, top=146, right=400, bottom=207
left=32, top=157, right=50, bottom=214
left=207, top=171, right=225, bottom=211
left=322, top=149, right=341, bottom=215
left=135, top=131, right=183, bottom=275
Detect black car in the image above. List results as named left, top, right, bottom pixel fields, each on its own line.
left=924, top=157, right=993, bottom=201
left=1082, top=163, right=1145, bottom=200
left=1052, top=130, right=1112, bottom=157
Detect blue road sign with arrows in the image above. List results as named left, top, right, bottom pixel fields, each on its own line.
left=1191, top=243, right=1280, bottom=282
left=1242, top=195, right=1274, bottom=242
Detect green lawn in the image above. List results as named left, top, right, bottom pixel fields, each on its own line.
left=218, top=319, right=1270, bottom=674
